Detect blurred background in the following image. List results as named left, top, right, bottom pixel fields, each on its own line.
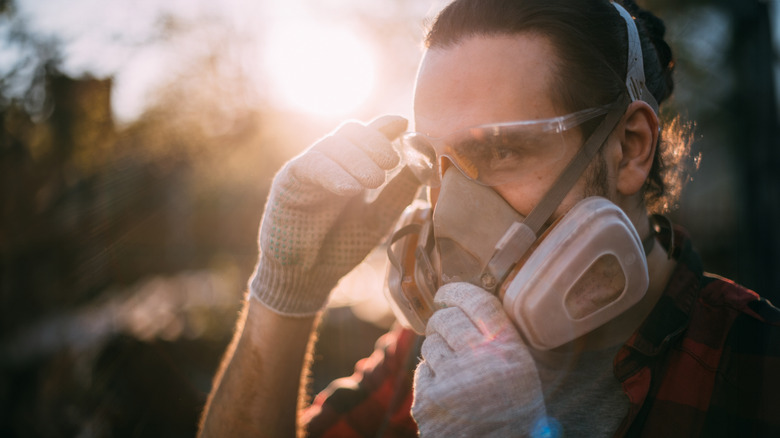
left=0, top=0, right=777, bottom=436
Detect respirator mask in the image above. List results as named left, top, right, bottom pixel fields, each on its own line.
left=384, top=2, right=660, bottom=350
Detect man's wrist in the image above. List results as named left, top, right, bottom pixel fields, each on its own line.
left=249, top=259, right=338, bottom=317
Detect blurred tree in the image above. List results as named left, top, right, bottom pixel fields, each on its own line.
left=1, top=70, right=117, bottom=330
left=723, top=0, right=780, bottom=300
left=1, top=3, right=282, bottom=333
left=0, top=3, right=279, bottom=436
left=648, top=0, right=779, bottom=300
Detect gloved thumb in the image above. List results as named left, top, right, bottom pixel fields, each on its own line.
left=433, top=282, right=511, bottom=339
left=365, top=166, right=421, bottom=235
left=368, top=115, right=408, bottom=141
left=362, top=115, right=418, bottom=235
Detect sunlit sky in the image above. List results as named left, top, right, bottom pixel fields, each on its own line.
left=7, top=0, right=450, bottom=123
left=4, top=0, right=780, bottom=123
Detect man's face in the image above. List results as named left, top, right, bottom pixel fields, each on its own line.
left=413, top=33, right=617, bottom=219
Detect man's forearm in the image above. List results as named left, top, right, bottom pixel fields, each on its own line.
left=199, top=294, right=319, bottom=437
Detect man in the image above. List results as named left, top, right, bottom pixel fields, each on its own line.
left=199, top=0, right=780, bottom=436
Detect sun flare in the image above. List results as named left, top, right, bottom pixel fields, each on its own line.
left=261, top=20, right=376, bottom=118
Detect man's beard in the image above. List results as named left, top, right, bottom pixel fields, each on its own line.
left=540, top=151, right=610, bottom=232
left=583, top=150, right=610, bottom=199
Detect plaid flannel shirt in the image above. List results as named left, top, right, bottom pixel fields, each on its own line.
left=302, top=227, right=780, bottom=437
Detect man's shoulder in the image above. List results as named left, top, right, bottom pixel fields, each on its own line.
left=697, top=272, right=780, bottom=326
left=694, top=275, right=780, bottom=435
left=665, top=224, right=780, bottom=328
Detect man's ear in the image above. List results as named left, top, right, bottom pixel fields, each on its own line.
left=616, top=101, right=659, bottom=196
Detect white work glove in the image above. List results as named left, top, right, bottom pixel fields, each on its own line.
left=250, top=116, right=420, bottom=316
left=412, top=282, right=549, bottom=437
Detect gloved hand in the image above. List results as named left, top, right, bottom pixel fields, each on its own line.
left=412, top=282, right=549, bottom=437
left=250, top=116, right=420, bottom=316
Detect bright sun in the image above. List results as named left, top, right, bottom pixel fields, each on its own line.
left=261, top=20, right=377, bottom=118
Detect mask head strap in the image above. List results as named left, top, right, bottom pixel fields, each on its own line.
left=612, top=1, right=659, bottom=114
left=480, top=2, right=659, bottom=291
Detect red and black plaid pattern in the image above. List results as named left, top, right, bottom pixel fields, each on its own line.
left=305, top=227, right=780, bottom=437
left=302, top=326, right=421, bottom=437
left=615, top=227, right=780, bottom=437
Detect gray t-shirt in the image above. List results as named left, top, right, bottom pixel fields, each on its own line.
left=532, top=344, right=628, bottom=437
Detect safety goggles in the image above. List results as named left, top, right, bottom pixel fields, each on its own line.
left=398, top=105, right=610, bottom=187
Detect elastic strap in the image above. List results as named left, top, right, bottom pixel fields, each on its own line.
left=611, top=1, right=660, bottom=114
left=387, top=223, right=422, bottom=272
left=523, top=93, right=631, bottom=235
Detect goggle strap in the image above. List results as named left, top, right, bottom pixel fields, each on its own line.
left=482, top=93, right=632, bottom=290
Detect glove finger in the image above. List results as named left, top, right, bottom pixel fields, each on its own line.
left=411, top=360, right=435, bottom=424
left=425, top=306, right=489, bottom=361
left=434, top=282, right=517, bottom=341
left=368, top=114, right=408, bottom=140
left=338, top=118, right=404, bottom=170
left=364, top=166, right=421, bottom=231
left=414, top=359, right=435, bottom=385
left=313, top=136, right=386, bottom=189
left=288, top=150, right=363, bottom=196
left=419, top=332, right=454, bottom=373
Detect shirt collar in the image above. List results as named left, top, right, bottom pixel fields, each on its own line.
left=620, top=225, right=702, bottom=357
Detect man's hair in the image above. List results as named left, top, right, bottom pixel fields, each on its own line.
left=426, top=0, right=694, bottom=213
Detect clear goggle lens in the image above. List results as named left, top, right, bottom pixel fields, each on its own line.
left=399, top=105, right=610, bottom=187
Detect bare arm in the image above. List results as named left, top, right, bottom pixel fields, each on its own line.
left=199, top=117, right=417, bottom=436
left=198, top=296, right=319, bottom=437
